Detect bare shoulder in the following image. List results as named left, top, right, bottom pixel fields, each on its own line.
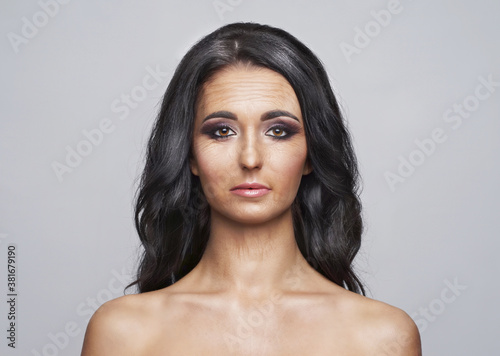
left=81, top=291, right=166, bottom=356
left=335, top=289, right=422, bottom=355
left=362, top=297, right=421, bottom=355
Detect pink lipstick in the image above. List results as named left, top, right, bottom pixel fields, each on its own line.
left=230, top=182, right=271, bottom=198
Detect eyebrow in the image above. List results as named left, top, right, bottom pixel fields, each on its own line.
left=201, top=110, right=300, bottom=123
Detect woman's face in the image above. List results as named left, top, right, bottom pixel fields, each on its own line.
left=190, top=64, right=312, bottom=224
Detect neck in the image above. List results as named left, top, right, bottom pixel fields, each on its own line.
left=190, top=207, right=308, bottom=298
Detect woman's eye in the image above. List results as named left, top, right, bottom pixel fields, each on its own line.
left=214, top=127, right=235, bottom=137
left=266, top=126, right=288, bottom=138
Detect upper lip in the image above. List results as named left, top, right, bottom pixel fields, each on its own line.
left=230, top=182, right=270, bottom=190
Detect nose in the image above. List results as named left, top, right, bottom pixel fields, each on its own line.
left=237, top=132, right=263, bottom=171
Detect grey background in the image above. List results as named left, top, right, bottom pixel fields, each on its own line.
left=1, top=0, right=499, bottom=355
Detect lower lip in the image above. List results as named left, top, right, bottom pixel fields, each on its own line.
left=230, top=188, right=270, bottom=197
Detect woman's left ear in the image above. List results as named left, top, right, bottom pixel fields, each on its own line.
left=303, top=158, right=313, bottom=175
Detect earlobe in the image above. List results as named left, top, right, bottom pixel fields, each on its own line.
left=303, top=159, right=313, bottom=175
left=190, top=157, right=199, bottom=176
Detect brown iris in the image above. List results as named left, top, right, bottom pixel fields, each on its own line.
left=272, top=128, right=285, bottom=137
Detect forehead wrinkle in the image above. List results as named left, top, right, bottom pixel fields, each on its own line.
left=200, top=84, right=299, bottom=112
left=196, top=67, right=302, bottom=122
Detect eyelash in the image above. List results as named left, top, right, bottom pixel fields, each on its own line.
left=205, top=123, right=298, bottom=141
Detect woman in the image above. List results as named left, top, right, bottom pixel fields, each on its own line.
left=82, top=22, right=421, bottom=355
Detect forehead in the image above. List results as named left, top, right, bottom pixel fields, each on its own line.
left=196, top=65, right=302, bottom=118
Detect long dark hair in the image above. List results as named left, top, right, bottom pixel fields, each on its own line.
left=128, top=22, right=366, bottom=295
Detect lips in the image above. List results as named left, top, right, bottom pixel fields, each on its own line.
left=230, top=182, right=270, bottom=190
left=230, top=182, right=271, bottom=198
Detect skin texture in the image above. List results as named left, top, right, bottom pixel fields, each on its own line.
left=81, top=64, right=422, bottom=356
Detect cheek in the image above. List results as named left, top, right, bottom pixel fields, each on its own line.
left=270, top=140, right=308, bottom=171
left=192, top=142, right=235, bottom=201
left=269, top=151, right=306, bottom=186
left=267, top=142, right=308, bottom=193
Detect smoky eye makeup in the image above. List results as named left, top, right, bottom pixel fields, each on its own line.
left=200, top=121, right=237, bottom=139
left=200, top=118, right=301, bottom=141
left=264, top=119, right=301, bottom=139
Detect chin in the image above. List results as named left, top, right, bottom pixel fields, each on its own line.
left=214, top=203, right=291, bottom=225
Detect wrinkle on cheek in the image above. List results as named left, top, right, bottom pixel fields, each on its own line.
left=193, top=140, right=233, bottom=182
left=193, top=137, right=216, bottom=152
left=266, top=138, right=308, bottom=165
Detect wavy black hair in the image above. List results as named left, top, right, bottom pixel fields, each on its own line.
left=127, top=22, right=366, bottom=295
